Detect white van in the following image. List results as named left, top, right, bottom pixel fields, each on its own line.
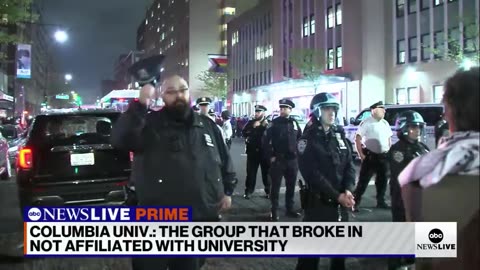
left=345, top=103, right=444, bottom=157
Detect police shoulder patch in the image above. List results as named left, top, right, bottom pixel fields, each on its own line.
left=393, top=151, right=404, bottom=163
left=297, top=139, right=308, bottom=154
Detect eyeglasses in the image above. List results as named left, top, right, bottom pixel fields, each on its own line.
left=163, top=87, right=189, bottom=96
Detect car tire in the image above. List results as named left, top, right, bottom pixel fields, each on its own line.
left=0, top=157, right=11, bottom=180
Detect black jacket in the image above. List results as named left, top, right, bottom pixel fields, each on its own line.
left=242, top=118, right=268, bottom=156
left=111, top=101, right=237, bottom=221
left=389, top=138, right=429, bottom=183
left=263, top=116, right=302, bottom=160
left=297, top=119, right=356, bottom=202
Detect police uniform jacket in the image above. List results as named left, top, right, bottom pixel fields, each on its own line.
left=111, top=101, right=237, bottom=221
left=389, top=138, right=429, bottom=183
left=263, top=116, right=302, bottom=160
left=297, top=118, right=356, bottom=202
left=242, top=118, right=268, bottom=155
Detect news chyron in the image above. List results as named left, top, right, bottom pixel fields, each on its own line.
left=23, top=206, right=458, bottom=258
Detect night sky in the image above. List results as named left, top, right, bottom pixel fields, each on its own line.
left=39, top=0, right=152, bottom=103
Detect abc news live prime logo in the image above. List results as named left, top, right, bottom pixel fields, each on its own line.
left=415, top=223, right=457, bottom=258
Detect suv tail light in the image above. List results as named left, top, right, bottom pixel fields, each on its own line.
left=18, top=147, right=33, bottom=170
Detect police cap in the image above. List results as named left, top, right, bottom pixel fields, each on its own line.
left=254, top=105, right=267, bottom=112
left=370, top=101, right=385, bottom=110
left=279, top=99, right=295, bottom=109
left=128, top=55, right=165, bottom=87
left=196, top=97, right=212, bottom=106
left=192, top=105, right=200, bottom=111
left=208, top=108, right=216, bottom=116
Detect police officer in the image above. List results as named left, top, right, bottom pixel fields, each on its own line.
left=388, top=110, right=429, bottom=270
left=221, top=110, right=233, bottom=149
left=264, top=99, right=302, bottom=220
left=296, top=93, right=356, bottom=270
left=196, top=97, right=212, bottom=116
left=112, top=74, right=237, bottom=270
left=353, top=101, right=392, bottom=210
left=242, top=105, right=270, bottom=199
left=112, top=55, right=165, bottom=207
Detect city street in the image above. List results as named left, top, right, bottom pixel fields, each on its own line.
left=0, top=138, right=393, bottom=270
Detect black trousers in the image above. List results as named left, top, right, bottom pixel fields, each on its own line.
left=245, top=153, right=270, bottom=195
left=132, top=257, right=201, bottom=270
left=296, top=202, right=348, bottom=270
left=354, top=152, right=389, bottom=205
left=389, top=178, right=405, bottom=222
left=269, top=158, right=297, bottom=211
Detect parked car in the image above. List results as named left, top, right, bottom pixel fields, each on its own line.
left=0, top=124, right=24, bottom=141
left=0, top=131, right=11, bottom=180
left=16, top=109, right=131, bottom=209
left=345, top=103, right=444, bottom=158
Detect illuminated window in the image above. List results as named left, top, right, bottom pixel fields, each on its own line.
left=170, top=26, right=174, bottom=32
left=222, top=24, right=228, bottom=31
left=157, top=27, right=160, bottom=32
left=303, top=17, right=309, bottom=37
left=185, top=59, right=189, bottom=66
left=170, top=38, right=174, bottom=46
left=434, top=0, right=444, bottom=6
left=327, top=48, right=334, bottom=69
left=232, top=31, right=238, bottom=45
left=327, top=7, right=334, bottom=28
left=161, top=33, right=165, bottom=41
left=151, top=11, right=154, bottom=18
left=159, top=48, right=163, bottom=54
left=335, top=4, right=342, bottom=25
left=397, top=39, right=406, bottom=64
left=336, top=47, right=342, bottom=68
left=223, top=7, right=236, bottom=15
left=222, top=40, right=227, bottom=47
left=310, top=14, right=315, bottom=35
left=157, top=3, right=161, bottom=8
left=145, top=19, right=149, bottom=25
left=268, top=44, right=273, bottom=57
left=433, top=85, right=443, bottom=103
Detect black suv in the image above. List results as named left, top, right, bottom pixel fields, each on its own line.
left=16, top=110, right=131, bottom=208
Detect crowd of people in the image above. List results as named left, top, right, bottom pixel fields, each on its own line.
left=112, top=54, right=479, bottom=270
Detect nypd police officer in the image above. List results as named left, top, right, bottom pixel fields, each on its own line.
left=296, top=93, right=355, bottom=270
left=388, top=110, right=429, bottom=270
left=264, top=99, right=302, bottom=220
left=112, top=71, right=236, bottom=270
left=196, top=97, right=212, bottom=116
left=242, top=105, right=271, bottom=199
left=353, top=101, right=392, bottom=210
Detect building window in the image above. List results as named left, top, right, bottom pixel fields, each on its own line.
left=303, top=16, right=309, bottom=37
left=464, top=25, right=477, bottom=53
left=420, top=0, right=429, bottom=10
left=396, top=88, right=407, bottom=104
left=157, top=27, right=160, bottom=32
left=409, top=36, right=418, bottom=62
left=161, top=33, right=165, bottom=41
left=327, top=48, right=334, bottom=70
left=434, top=0, right=444, bottom=6
left=408, top=0, right=417, bottom=14
left=397, top=39, right=406, bottom=64
left=336, top=46, right=342, bottom=68
left=327, top=7, right=334, bottom=28
left=407, top=87, right=420, bottom=103
left=397, top=0, right=405, bottom=17
left=434, top=31, right=444, bottom=59
left=232, top=31, right=238, bottom=45
left=335, top=4, right=342, bottom=25
left=421, top=33, right=431, bottom=61
left=310, top=14, right=315, bottom=35
left=223, top=7, right=236, bottom=15
left=433, top=85, right=444, bottom=103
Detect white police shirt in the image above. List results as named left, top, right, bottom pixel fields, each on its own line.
left=356, top=116, right=393, bottom=154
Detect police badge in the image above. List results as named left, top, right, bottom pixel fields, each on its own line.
left=297, top=139, right=307, bottom=154
left=393, top=151, right=404, bottom=163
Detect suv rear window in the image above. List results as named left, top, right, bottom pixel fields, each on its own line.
left=31, top=113, right=120, bottom=146
left=384, top=107, right=443, bottom=126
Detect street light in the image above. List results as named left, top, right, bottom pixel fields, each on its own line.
left=54, top=30, right=69, bottom=43
left=65, top=74, right=73, bottom=81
